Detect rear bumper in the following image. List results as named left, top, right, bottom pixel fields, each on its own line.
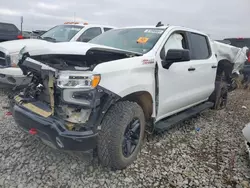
left=13, top=104, right=98, bottom=151
left=0, top=67, right=31, bottom=88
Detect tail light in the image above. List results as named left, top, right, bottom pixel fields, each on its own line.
left=247, top=50, right=250, bottom=63
left=17, top=35, right=24, bottom=39
left=29, top=128, right=37, bottom=135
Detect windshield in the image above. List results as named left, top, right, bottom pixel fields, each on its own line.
left=41, top=25, right=83, bottom=42
left=89, top=28, right=165, bottom=54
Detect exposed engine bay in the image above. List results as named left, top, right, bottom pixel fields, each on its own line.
left=13, top=48, right=133, bottom=131
left=21, top=47, right=138, bottom=72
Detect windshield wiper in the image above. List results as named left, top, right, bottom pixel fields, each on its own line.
left=40, top=36, right=57, bottom=42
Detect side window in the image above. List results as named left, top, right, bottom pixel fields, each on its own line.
left=161, top=32, right=188, bottom=59
left=104, top=28, right=113, bottom=32
left=189, top=33, right=211, bottom=60
left=78, top=27, right=102, bottom=42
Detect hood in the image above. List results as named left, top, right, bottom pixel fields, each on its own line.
left=0, top=39, right=50, bottom=54
left=18, top=42, right=142, bottom=74
left=22, top=41, right=143, bottom=57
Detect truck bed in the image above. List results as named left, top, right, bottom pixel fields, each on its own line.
left=213, top=41, right=248, bottom=74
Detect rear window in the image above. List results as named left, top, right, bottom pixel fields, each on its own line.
left=0, top=23, right=18, bottom=32
left=224, top=38, right=250, bottom=48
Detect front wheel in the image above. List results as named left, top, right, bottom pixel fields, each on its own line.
left=97, top=101, right=145, bottom=170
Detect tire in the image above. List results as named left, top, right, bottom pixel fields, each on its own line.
left=212, top=80, right=228, bottom=110
left=230, top=73, right=239, bottom=91
left=97, top=101, right=145, bottom=170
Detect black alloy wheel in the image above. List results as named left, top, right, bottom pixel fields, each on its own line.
left=122, top=118, right=141, bottom=158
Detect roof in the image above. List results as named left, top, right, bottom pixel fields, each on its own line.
left=112, top=25, right=208, bottom=36
left=62, top=22, right=116, bottom=28
left=121, top=25, right=169, bottom=29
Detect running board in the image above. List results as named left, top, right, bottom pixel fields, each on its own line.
left=154, top=102, right=214, bottom=133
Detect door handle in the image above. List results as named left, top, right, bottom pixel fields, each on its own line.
left=188, top=67, right=196, bottom=71
left=211, top=65, right=217, bottom=69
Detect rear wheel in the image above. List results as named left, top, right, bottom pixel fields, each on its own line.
left=214, top=81, right=228, bottom=110
left=210, top=71, right=228, bottom=110
left=230, top=73, right=240, bottom=91
left=97, top=101, right=145, bottom=170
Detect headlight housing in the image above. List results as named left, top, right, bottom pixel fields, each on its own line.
left=57, top=71, right=101, bottom=89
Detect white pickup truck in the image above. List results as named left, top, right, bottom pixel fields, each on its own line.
left=0, top=22, right=115, bottom=88
left=11, top=24, right=247, bottom=170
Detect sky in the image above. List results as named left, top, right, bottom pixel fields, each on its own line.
left=0, top=0, right=249, bottom=39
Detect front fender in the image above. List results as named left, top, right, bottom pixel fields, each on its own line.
left=93, top=56, right=155, bottom=98
left=93, top=56, right=156, bottom=116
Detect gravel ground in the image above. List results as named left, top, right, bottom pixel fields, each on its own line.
left=0, top=89, right=250, bottom=188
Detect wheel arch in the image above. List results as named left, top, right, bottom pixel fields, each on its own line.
left=216, top=59, right=234, bottom=83
left=209, top=59, right=231, bottom=106
left=119, top=91, right=153, bottom=121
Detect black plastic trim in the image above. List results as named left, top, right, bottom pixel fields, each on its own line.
left=12, top=85, right=121, bottom=151
left=13, top=104, right=98, bottom=151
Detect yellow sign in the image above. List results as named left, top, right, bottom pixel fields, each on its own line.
left=137, top=37, right=149, bottom=44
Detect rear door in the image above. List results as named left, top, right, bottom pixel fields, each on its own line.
left=186, top=32, right=217, bottom=103
left=0, top=23, right=19, bottom=42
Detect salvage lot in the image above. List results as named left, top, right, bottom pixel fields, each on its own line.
left=0, top=89, right=250, bottom=188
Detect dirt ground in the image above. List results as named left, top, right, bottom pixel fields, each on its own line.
left=0, top=89, right=250, bottom=188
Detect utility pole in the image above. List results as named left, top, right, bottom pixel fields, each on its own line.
left=20, top=16, right=23, bottom=34
left=74, top=12, right=75, bottom=22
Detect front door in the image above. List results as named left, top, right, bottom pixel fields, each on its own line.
left=155, top=30, right=204, bottom=122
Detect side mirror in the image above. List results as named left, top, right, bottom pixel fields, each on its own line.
left=162, top=49, right=190, bottom=69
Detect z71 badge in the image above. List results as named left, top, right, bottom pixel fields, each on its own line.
left=142, top=59, right=154, bottom=65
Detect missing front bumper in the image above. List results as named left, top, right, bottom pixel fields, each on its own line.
left=13, top=104, right=98, bottom=151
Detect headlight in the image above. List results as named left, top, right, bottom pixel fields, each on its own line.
left=57, top=71, right=101, bottom=89
left=9, top=54, right=19, bottom=67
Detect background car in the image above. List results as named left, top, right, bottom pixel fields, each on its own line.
left=0, top=22, right=116, bottom=88
left=39, top=22, right=115, bottom=42
left=0, top=22, right=23, bottom=42
left=29, top=30, right=47, bottom=39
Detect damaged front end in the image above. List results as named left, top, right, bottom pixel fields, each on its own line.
left=12, top=50, right=123, bottom=151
